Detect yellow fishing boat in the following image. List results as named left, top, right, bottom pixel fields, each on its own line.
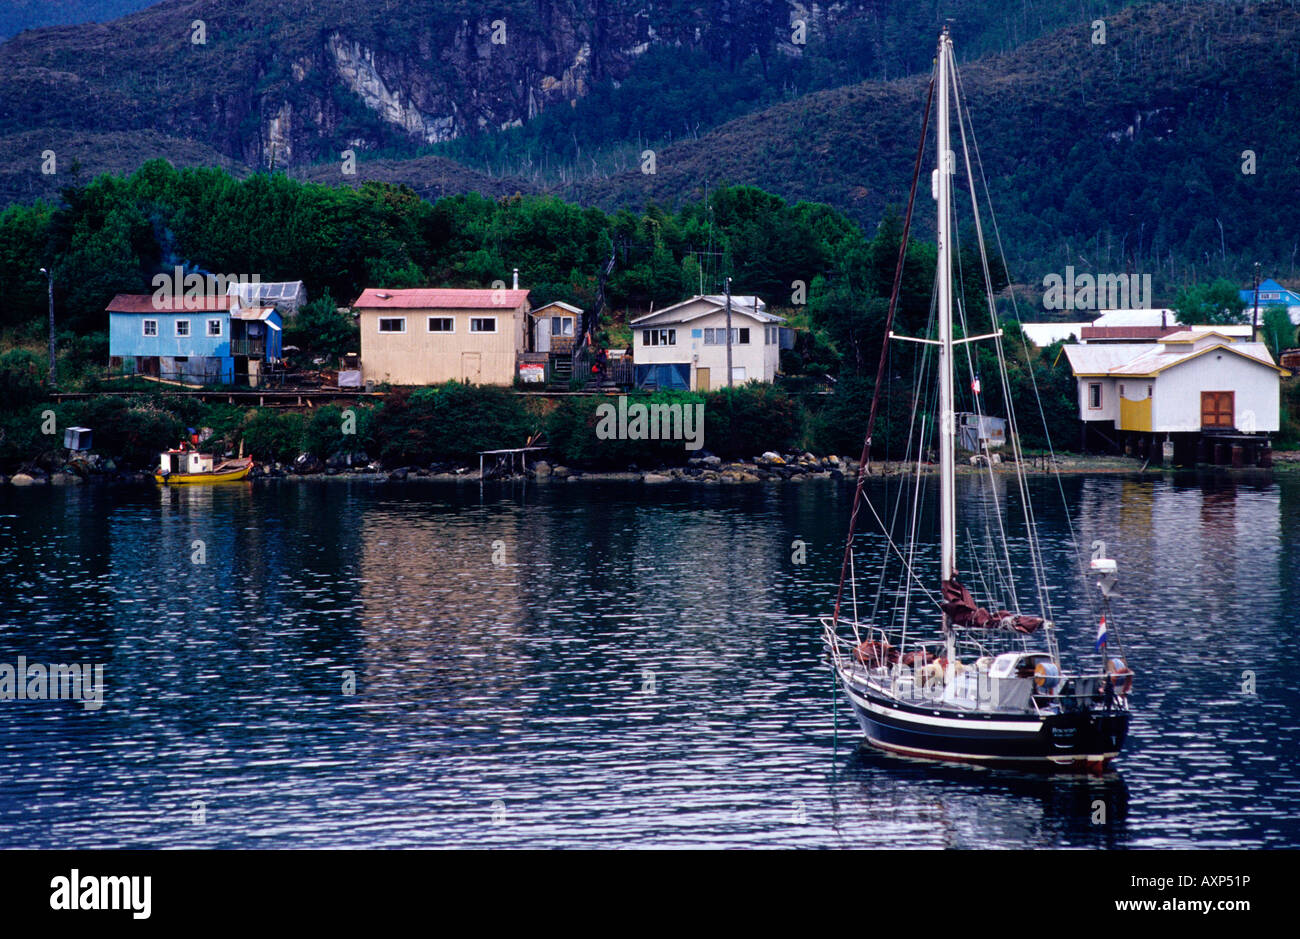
left=155, top=448, right=254, bottom=484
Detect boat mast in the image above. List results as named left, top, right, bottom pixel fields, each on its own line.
left=936, top=29, right=957, bottom=595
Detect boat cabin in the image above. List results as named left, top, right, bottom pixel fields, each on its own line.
left=159, top=449, right=215, bottom=475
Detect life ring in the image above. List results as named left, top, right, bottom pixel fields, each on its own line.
left=1034, top=662, right=1062, bottom=694
left=1105, top=657, right=1133, bottom=695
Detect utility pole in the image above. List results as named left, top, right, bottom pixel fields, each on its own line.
left=724, top=276, right=733, bottom=389
left=1251, top=261, right=1261, bottom=340
left=40, top=267, right=54, bottom=387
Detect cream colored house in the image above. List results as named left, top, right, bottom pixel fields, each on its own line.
left=1063, top=330, right=1289, bottom=462
left=354, top=287, right=531, bottom=386
left=629, top=295, right=783, bottom=390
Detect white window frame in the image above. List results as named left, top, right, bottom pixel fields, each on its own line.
left=703, top=327, right=745, bottom=346
left=427, top=317, right=454, bottom=333
left=142, top=319, right=158, bottom=337
left=175, top=319, right=191, bottom=337
left=1088, top=383, right=1102, bottom=410
left=470, top=317, right=497, bottom=333
left=378, top=317, right=407, bottom=334
left=207, top=318, right=223, bottom=337
left=642, top=328, right=676, bottom=347
left=551, top=316, right=574, bottom=337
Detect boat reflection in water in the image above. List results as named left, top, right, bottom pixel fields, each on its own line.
left=827, top=745, right=1130, bottom=849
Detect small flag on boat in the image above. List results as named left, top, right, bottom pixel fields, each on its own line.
left=1094, top=615, right=1108, bottom=651
left=971, top=376, right=981, bottom=395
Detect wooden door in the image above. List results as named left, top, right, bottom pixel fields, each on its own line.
left=461, top=352, right=481, bottom=384
left=696, top=367, right=710, bottom=391
left=1200, top=391, right=1234, bottom=428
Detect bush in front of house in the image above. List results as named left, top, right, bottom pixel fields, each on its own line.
left=545, top=390, right=706, bottom=467
left=369, top=383, right=535, bottom=466
left=55, top=396, right=187, bottom=469
left=302, top=403, right=374, bottom=460
left=241, top=410, right=307, bottom=464
left=701, top=383, right=799, bottom=458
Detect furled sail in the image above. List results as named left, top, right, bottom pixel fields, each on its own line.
left=940, top=576, right=1043, bottom=633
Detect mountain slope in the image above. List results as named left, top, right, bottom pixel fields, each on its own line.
left=563, top=1, right=1300, bottom=282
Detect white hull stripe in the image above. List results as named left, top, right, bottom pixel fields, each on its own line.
left=865, top=735, right=1118, bottom=764
left=844, top=684, right=1044, bottom=734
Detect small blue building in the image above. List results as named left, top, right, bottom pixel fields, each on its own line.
left=107, top=294, right=282, bottom=386
left=1239, top=278, right=1300, bottom=326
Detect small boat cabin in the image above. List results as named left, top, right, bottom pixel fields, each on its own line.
left=159, top=449, right=215, bottom=475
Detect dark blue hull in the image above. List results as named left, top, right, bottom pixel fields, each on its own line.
left=843, top=681, right=1130, bottom=771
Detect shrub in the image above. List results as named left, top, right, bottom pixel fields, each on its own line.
left=241, top=410, right=306, bottom=463
left=303, top=403, right=374, bottom=459
left=545, top=391, right=705, bottom=467
left=370, top=383, right=535, bottom=466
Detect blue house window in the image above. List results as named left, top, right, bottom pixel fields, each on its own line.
left=175, top=320, right=191, bottom=337
left=207, top=319, right=222, bottom=337
left=142, top=320, right=157, bottom=336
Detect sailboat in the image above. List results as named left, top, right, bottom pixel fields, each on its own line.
left=822, top=28, right=1133, bottom=771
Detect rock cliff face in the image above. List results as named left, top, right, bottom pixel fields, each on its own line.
left=0, top=0, right=844, bottom=169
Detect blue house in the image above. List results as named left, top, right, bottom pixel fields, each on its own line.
left=107, top=294, right=283, bottom=386
left=1239, top=278, right=1300, bottom=325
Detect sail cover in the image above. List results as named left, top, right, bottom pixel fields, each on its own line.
left=940, top=576, right=1043, bottom=633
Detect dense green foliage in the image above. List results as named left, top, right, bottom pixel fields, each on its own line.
left=282, top=290, right=359, bottom=362
left=1260, top=306, right=1297, bottom=362
left=1173, top=278, right=1247, bottom=326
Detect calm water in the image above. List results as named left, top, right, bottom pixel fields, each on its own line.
left=0, top=472, right=1296, bottom=848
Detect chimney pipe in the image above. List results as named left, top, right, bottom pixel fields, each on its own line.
left=513, top=268, right=519, bottom=290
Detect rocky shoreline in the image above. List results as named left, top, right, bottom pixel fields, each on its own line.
left=0, top=447, right=1261, bottom=488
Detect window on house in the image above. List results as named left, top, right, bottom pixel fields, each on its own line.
left=1088, top=383, right=1102, bottom=409
left=427, top=317, right=454, bottom=332
left=378, top=318, right=406, bottom=333
left=207, top=319, right=222, bottom=337
left=142, top=320, right=158, bottom=337
left=175, top=320, right=191, bottom=337
left=470, top=317, right=497, bottom=333
left=704, top=328, right=747, bottom=345
left=551, top=316, right=574, bottom=336
left=642, top=328, right=676, bottom=346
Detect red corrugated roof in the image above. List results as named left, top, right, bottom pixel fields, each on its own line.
left=106, top=293, right=237, bottom=313
left=352, top=288, right=530, bottom=309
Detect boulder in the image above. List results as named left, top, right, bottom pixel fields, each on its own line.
left=532, top=460, right=552, bottom=477
left=552, top=465, right=571, bottom=478
left=642, top=473, right=672, bottom=483
left=387, top=467, right=408, bottom=481
left=293, top=453, right=324, bottom=475
left=50, top=472, right=83, bottom=486
left=10, top=473, right=41, bottom=486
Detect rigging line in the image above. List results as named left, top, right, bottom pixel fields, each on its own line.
left=953, top=59, right=1096, bottom=630
left=949, top=117, right=1022, bottom=612
left=950, top=61, right=1050, bottom=622
left=832, top=70, right=936, bottom=633
left=871, top=312, right=932, bottom=628
left=863, top=488, right=943, bottom=612
left=899, top=415, right=930, bottom=656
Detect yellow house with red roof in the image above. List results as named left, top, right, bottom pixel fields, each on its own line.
left=353, top=286, right=531, bottom=386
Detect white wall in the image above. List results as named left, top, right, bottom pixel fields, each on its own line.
left=1076, top=377, right=1118, bottom=423
left=1152, top=352, right=1280, bottom=432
